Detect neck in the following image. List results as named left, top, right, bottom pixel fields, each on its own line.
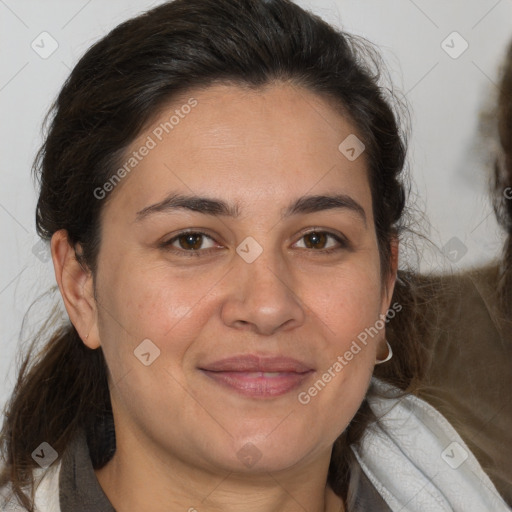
left=94, top=426, right=345, bottom=512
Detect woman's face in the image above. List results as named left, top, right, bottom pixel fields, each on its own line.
left=86, top=83, right=396, bottom=475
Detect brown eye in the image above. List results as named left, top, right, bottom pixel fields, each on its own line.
left=161, top=231, right=218, bottom=255
left=303, top=231, right=328, bottom=249
left=177, top=233, right=204, bottom=250
left=294, top=230, right=348, bottom=253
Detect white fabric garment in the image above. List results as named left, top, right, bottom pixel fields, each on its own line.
left=352, top=377, right=512, bottom=512
left=1, top=378, right=510, bottom=511
left=1, top=462, right=61, bottom=512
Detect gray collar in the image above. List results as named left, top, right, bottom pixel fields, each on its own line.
left=58, top=428, right=116, bottom=512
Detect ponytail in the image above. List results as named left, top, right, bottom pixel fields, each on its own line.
left=0, top=295, right=113, bottom=511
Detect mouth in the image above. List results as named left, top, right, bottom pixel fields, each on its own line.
left=198, top=355, right=315, bottom=398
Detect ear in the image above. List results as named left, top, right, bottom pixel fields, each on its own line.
left=51, top=229, right=100, bottom=349
left=376, top=235, right=399, bottom=361
left=381, top=233, right=399, bottom=313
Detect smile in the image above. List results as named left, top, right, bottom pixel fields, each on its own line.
left=199, top=355, right=315, bottom=398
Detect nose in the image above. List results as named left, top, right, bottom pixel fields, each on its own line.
left=220, top=247, right=305, bottom=336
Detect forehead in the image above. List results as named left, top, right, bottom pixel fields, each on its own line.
left=103, top=82, right=371, bottom=218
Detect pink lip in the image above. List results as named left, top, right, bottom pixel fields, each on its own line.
left=199, top=355, right=315, bottom=398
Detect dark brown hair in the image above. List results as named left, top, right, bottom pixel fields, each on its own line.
left=0, top=0, right=429, bottom=509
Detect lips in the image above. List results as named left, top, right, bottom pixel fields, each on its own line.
left=199, top=355, right=314, bottom=398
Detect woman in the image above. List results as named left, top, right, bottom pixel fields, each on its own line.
left=0, top=0, right=508, bottom=511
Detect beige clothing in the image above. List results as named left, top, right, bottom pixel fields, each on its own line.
left=418, top=263, right=512, bottom=505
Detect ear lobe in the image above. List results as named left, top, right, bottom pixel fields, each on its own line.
left=50, top=229, right=100, bottom=349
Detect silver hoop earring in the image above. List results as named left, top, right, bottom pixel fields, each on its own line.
left=375, top=340, right=393, bottom=365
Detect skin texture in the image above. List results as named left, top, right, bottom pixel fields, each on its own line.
left=51, top=82, right=397, bottom=512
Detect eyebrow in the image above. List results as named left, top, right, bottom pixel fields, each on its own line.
left=135, top=192, right=367, bottom=226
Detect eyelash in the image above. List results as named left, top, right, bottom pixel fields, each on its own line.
left=159, top=229, right=349, bottom=258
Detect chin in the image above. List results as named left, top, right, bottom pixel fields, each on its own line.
left=206, top=428, right=325, bottom=475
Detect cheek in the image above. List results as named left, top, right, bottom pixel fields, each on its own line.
left=101, top=256, right=214, bottom=329
left=297, top=272, right=379, bottom=443
left=95, top=264, right=223, bottom=424
left=299, top=255, right=383, bottom=412
left=309, top=261, right=383, bottom=339
left=95, top=257, right=224, bottom=380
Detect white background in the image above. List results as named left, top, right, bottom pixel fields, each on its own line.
left=1, top=0, right=512, bottom=407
